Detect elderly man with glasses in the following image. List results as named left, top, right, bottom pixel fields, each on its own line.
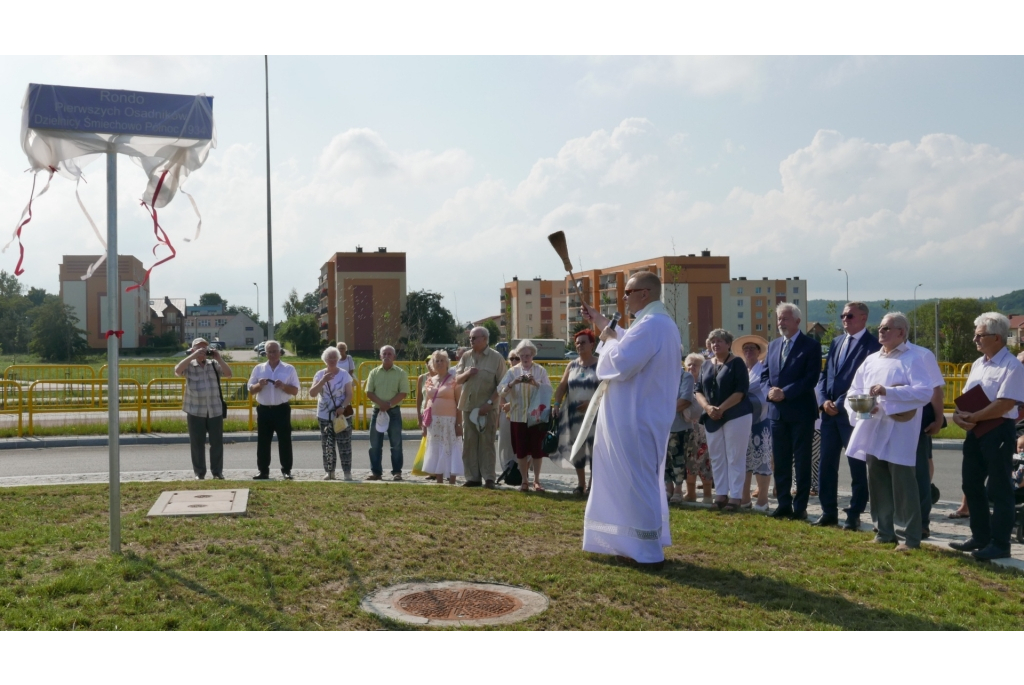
left=247, top=340, right=300, bottom=480
left=455, top=326, right=505, bottom=488
left=844, top=313, right=933, bottom=551
left=814, top=302, right=881, bottom=530
left=950, top=312, right=1024, bottom=561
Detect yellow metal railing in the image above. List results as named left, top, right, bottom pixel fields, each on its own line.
left=0, top=380, right=24, bottom=437
left=26, top=379, right=143, bottom=436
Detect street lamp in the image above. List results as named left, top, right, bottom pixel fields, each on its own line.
left=913, top=283, right=923, bottom=342
left=253, top=282, right=259, bottom=320
left=837, top=268, right=849, bottom=301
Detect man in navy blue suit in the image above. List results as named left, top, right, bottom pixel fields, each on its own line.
left=814, top=302, right=880, bottom=530
left=762, top=303, right=821, bottom=520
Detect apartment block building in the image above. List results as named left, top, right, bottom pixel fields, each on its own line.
left=319, top=248, right=406, bottom=352
left=723, top=276, right=808, bottom=341
left=500, top=277, right=568, bottom=341
left=562, top=252, right=808, bottom=352
left=59, top=255, right=150, bottom=349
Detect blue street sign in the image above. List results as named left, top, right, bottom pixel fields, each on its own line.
left=26, top=83, right=214, bottom=140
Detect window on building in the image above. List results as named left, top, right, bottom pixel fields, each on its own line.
left=199, top=319, right=209, bottom=327
left=793, top=286, right=800, bottom=294
left=768, top=324, right=773, bottom=331
left=756, top=311, right=763, bottom=319
left=793, top=299, right=800, bottom=305
left=245, top=337, right=254, bottom=346
left=736, top=299, right=743, bottom=306
left=215, top=319, right=227, bottom=326
left=525, top=288, right=532, bottom=295
left=166, top=313, right=176, bottom=324
left=756, top=299, right=762, bottom=306
left=528, top=314, right=533, bottom=321
left=526, top=302, right=533, bottom=309
left=767, top=287, right=772, bottom=293
left=737, top=287, right=743, bottom=294
left=528, top=326, right=533, bottom=335
left=756, top=324, right=762, bottom=331
left=245, top=326, right=254, bottom=331
left=755, top=287, right=762, bottom=294
left=738, top=312, right=744, bottom=319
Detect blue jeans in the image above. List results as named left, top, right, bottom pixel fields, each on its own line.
left=369, top=406, right=404, bottom=476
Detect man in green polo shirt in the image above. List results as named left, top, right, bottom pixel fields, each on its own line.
left=366, top=345, right=410, bottom=481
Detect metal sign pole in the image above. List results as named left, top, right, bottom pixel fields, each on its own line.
left=264, top=56, right=275, bottom=341
left=106, top=151, right=121, bottom=554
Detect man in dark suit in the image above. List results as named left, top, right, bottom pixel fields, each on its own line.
left=813, top=302, right=880, bottom=530
left=762, top=303, right=821, bottom=520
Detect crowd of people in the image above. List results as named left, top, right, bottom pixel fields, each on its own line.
left=175, top=271, right=1024, bottom=566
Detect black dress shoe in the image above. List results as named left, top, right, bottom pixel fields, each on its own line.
left=462, top=480, right=482, bottom=488
left=769, top=507, right=793, bottom=519
left=790, top=510, right=808, bottom=521
left=972, top=544, right=1011, bottom=561
left=252, top=473, right=270, bottom=480
left=841, top=515, right=861, bottom=531
left=811, top=513, right=839, bottom=527
left=950, top=537, right=988, bottom=552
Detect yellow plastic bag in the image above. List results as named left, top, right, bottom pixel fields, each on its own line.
left=410, top=435, right=428, bottom=476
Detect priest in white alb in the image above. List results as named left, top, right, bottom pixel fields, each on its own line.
left=844, top=312, right=933, bottom=551
left=578, top=271, right=682, bottom=567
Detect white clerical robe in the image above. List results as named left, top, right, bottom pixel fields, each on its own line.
left=844, top=344, right=933, bottom=467
left=582, top=300, right=682, bottom=563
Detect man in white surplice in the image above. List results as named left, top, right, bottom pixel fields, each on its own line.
left=579, top=271, right=682, bottom=565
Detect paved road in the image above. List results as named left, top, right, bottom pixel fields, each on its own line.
left=0, top=437, right=578, bottom=480
left=0, top=434, right=964, bottom=497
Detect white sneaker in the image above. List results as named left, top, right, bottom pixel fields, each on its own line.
left=343, top=472, right=353, bottom=481
left=752, top=502, right=770, bottom=513
left=323, top=472, right=335, bottom=481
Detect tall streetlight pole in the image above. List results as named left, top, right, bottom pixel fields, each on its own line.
left=913, top=283, right=923, bottom=342
left=837, top=268, right=849, bottom=301
left=264, top=55, right=275, bottom=342
left=253, top=282, right=259, bottom=320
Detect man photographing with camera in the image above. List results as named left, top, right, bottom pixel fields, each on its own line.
left=175, top=337, right=233, bottom=480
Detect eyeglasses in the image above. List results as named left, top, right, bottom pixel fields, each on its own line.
left=624, top=288, right=650, bottom=296
left=878, top=326, right=897, bottom=333
left=840, top=313, right=856, bottom=320
left=973, top=333, right=997, bottom=341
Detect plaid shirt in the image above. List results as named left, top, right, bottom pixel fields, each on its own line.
left=182, top=360, right=223, bottom=418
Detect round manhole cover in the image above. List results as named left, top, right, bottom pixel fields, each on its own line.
left=362, top=581, right=547, bottom=627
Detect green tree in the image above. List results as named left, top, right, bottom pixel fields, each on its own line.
left=199, top=292, right=226, bottom=307
left=401, top=290, right=459, bottom=344
left=911, top=298, right=986, bottom=363
left=481, top=319, right=501, bottom=346
left=282, top=288, right=319, bottom=321
left=29, top=300, right=87, bottom=361
left=276, top=313, right=322, bottom=356
left=821, top=301, right=838, bottom=346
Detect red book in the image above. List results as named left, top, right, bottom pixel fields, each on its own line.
left=954, top=384, right=1003, bottom=438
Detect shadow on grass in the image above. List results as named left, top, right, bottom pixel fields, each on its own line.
left=644, top=558, right=961, bottom=630
left=124, top=552, right=292, bottom=630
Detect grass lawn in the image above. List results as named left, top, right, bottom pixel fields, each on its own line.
left=1, top=483, right=1022, bottom=630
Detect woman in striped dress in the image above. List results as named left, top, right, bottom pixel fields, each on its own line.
left=553, top=329, right=600, bottom=496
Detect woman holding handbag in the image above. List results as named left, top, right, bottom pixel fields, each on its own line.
left=422, top=350, right=464, bottom=484
left=310, top=346, right=354, bottom=481
left=498, top=340, right=551, bottom=492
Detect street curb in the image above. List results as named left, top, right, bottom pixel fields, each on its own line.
left=0, top=431, right=424, bottom=451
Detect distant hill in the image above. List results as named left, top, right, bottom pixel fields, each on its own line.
left=807, top=289, right=1024, bottom=327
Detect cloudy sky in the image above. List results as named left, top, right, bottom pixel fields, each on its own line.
left=2, top=54, right=1023, bottom=323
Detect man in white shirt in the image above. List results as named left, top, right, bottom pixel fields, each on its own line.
left=247, top=340, right=300, bottom=480
left=845, top=313, right=933, bottom=551
left=951, top=313, right=1024, bottom=560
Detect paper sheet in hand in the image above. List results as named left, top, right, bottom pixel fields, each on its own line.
left=954, top=384, right=1002, bottom=438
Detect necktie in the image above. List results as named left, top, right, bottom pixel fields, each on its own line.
left=781, top=338, right=791, bottom=365
left=837, top=335, right=851, bottom=368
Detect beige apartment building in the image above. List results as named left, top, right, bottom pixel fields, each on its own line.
left=563, top=251, right=808, bottom=352
left=500, top=277, right=568, bottom=341
left=319, top=248, right=407, bottom=352
left=59, top=255, right=150, bottom=349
